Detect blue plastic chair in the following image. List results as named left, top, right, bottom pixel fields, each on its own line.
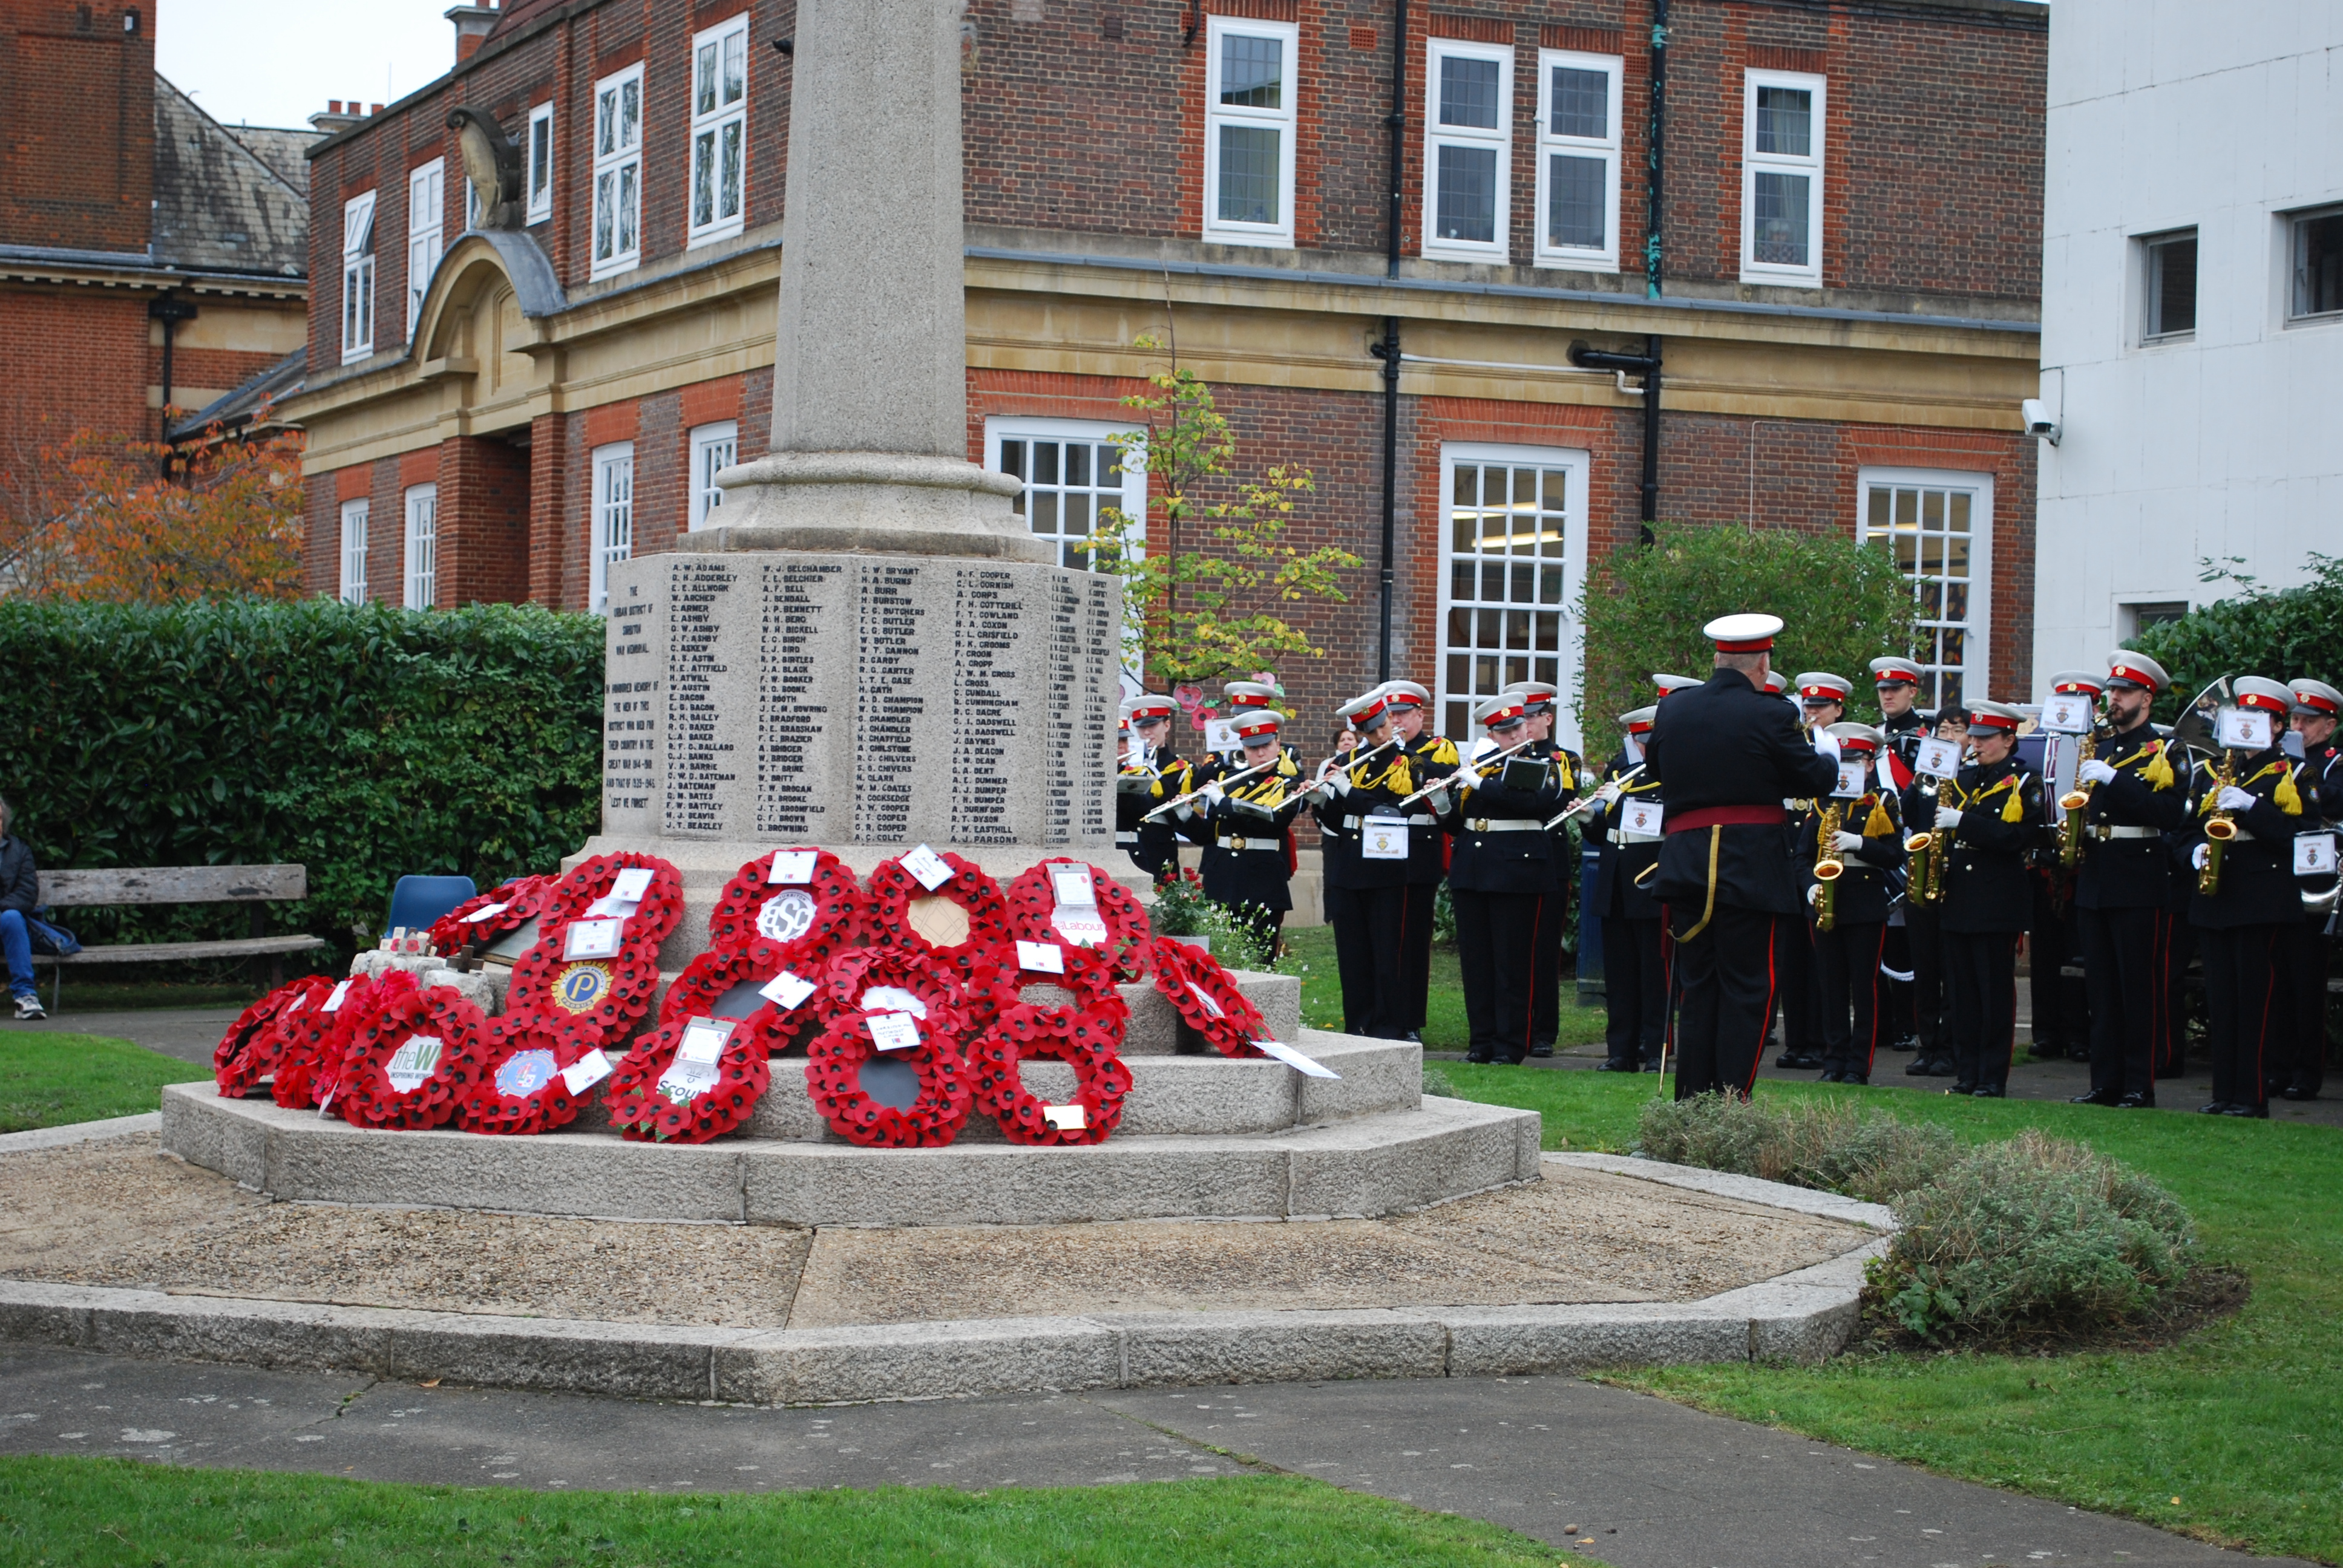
left=384, top=875, right=477, bottom=935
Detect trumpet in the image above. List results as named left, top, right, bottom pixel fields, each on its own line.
left=2057, top=727, right=2100, bottom=867
left=1394, top=738, right=1538, bottom=811
left=2197, top=747, right=2240, bottom=897
left=1141, top=756, right=1279, bottom=823
left=1547, top=763, right=1648, bottom=830
left=1812, top=802, right=1846, bottom=932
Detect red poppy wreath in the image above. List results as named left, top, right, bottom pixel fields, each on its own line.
left=863, top=849, right=1009, bottom=965
left=503, top=852, right=684, bottom=1052
left=706, top=848, right=866, bottom=970
left=804, top=1007, right=976, bottom=1148
left=331, top=970, right=494, bottom=1131
left=823, top=947, right=971, bottom=1037
left=1142, top=935, right=1270, bottom=1059
left=1003, top=859, right=1152, bottom=975
left=271, top=972, right=379, bottom=1110
left=603, top=1012, right=773, bottom=1144
left=660, top=943, right=847, bottom=1057
left=971, top=942, right=1134, bottom=1146
left=213, top=973, right=333, bottom=1099
left=454, top=1017, right=605, bottom=1136
left=427, top=873, right=558, bottom=962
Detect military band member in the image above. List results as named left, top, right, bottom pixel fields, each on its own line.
left=2027, top=677, right=2097, bottom=1065
left=1869, top=657, right=1928, bottom=1052
left=2186, top=677, right=2314, bottom=1119
left=1196, top=681, right=1286, bottom=781
left=2063, top=655, right=2186, bottom=1108
left=1175, top=707, right=1305, bottom=960
left=1427, top=696, right=1567, bottom=1063
left=1935, top=701, right=2042, bottom=1097
left=1654, top=673, right=1704, bottom=701
left=1379, top=680, right=1459, bottom=1041
left=1646, top=615, right=1840, bottom=1099
left=1871, top=658, right=1929, bottom=774
left=1900, top=707, right=1970, bottom=1079
left=1119, top=696, right=1190, bottom=882
left=1584, top=705, right=1667, bottom=1071
left=1309, top=690, right=1417, bottom=1038
left=1503, top=679, right=1584, bottom=1057
left=1797, top=722, right=1906, bottom=1084
left=2283, top=678, right=2341, bottom=1100
left=1776, top=673, right=1856, bottom=1071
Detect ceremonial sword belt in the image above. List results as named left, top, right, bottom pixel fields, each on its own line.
left=1465, top=817, right=1546, bottom=833
left=2087, top=825, right=2159, bottom=842
left=1341, top=812, right=1437, bottom=829
left=1215, top=832, right=1284, bottom=853
left=1613, top=828, right=1663, bottom=846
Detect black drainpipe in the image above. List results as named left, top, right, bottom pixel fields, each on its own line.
left=1367, top=0, right=1408, bottom=681
left=148, top=291, right=198, bottom=445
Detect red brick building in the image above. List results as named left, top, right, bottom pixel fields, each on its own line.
left=0, top=0, right=312, bottom=529
left=284, top=0, right=2046, bottom=750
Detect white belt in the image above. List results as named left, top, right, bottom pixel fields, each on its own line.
left=1115, top=830, right=1138, bottom=846
left=1467, top=818, right=1545, bottom=833
left=2092, top=825, right=2158, bottom=841
left=1614, top=829, right=1662, bottom=846
left=1342, top=813, right=1437, bottom=828
left=1217, top=835, right=1282, bottom=853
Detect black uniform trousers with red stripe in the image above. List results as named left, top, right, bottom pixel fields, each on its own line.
left=2077, top=906, right=2171, bottom=1100
left=1944, top=931, right=2019, bottom=1094
left=1669, top=903, right=1780, bottom=1098
left=1453, top=891, right=1544, bottom=1061
left=2201, top=924, right=2285, bottom=1111
left=2281, top=915, right=2330, bottom=1098
left=1815, top=920, right=1889, bottom=1077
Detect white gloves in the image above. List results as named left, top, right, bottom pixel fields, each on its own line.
left=1813, top=730, right=1843, bottom=761
left=1302, top=780, right=1336, bottom=808
left=1332, top=771, right=1353, bottom=797
left=1935, top=808, right=1964, bottom=831
left=2077, top=759, right=2118, bottom=787
left=1202, top=781, right=1226, bottom=805
left=1596, top=781, right=1625, bottom=808
left=1174, top=802, right=1197, bottom=822
left=1806, top=884, right=1821, bottom=908
left=1833, top=831, right=1866, bottom=854
left=2192, top=841, right=2211, bottom=871
left=1424, top=786, right=1454, bottom=817
left=2216, top=785, right=2256, bottom=814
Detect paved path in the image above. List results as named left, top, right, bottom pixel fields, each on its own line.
left=0, top=1348, right=2301, bottom=1567
left=8, top=1005, right=243, bottom=1068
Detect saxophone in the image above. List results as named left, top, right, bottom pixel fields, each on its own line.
left=1905, top=784, right=1949, bottom=905
left=2057, top=727, right=2100, bottom=868
left=2197, top=748, right=2241, bottom=897
left=1812, top=801, right=1847, bottom=932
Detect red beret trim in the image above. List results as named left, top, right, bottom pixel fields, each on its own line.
left=1715, top=636, right=1775, bottom=652
left=2296, top=690, right=2341, bottom=715
left=2107, top=662, right=2160, bottom=689
left=2236, top=691, right=2290, bottom=714
left=1968, top=710, right=2019, bottom=731
left=1482, top=704, right=1527, bottom=728
left=1873, top=665, right=1920, bottom=684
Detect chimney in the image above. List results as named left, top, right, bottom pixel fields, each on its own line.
left=308, top=100, right=363, bottom=134
left=447, top=2, right=499, bottom=65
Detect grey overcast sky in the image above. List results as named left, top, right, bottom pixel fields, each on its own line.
left=156, top=1, right=456, bottom=131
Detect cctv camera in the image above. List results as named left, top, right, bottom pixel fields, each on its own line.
left=2021, top=398, right=2060, bottom=445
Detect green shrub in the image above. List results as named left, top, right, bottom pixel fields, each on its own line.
left=1636, top=1091, right=1953, bottom=1204
left=1421, top=1066, right=1460, bottom=1099
left=0, top=598, right=605, bottom=958
left=1144, top=865, right=1278, bottom=970
left=1575, top=522, right=1916, bottom=760
left=2129, top=552, right=2343, bottom=721
left=1873, top=1129, right=2197, bottom=1343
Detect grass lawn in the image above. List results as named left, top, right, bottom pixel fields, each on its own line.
left=0, top=1032, right=206, bottom=1133
left=1431, top=1063, right=2343, bottom=1563
left=1279, top=924, right=1608, bottom=1051
left=0, top=1460, right=1604, bottom=1568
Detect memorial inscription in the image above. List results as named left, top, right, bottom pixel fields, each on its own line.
left=758, top=559, right=839, bottom=839
left=664, top=560, right=738, bottom=838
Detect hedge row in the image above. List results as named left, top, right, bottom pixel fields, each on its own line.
left=2130, top=552, right=2343, bottom=719
left=0, top=599, right=605, bottom=956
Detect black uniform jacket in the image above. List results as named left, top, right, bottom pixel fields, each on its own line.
left=1793, top=787, right=1906, bottom=927
left=1190, top=753, right=1307, bottom=912
left=1397, top=732, right=1461, bottom=885
left=1644, top=668, right=1840, bottom=916
left=1312, top=742, right=1418, bottom=892
left=1585, top=751, right=1664, bottom=921
left=1120, top=751, right=1190, bottom=881
left=1530, top=739, right=1585, bottom=895
left=1436, top=740, right=1569, bottom=896
left=2186, top=746, right=2315, bottom=929
left=1939, top=759, right=2040, bottom=935
left=2071, top=722, right=2187, bottom=911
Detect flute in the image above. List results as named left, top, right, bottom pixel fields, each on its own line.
left=1141, top=756, right=1281, bottom=822
left=1393, top=739, right=1538, bottom=811
left=1547, top=763, right=1647, bottom=830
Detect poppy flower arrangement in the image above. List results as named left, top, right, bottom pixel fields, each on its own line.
left=426, top=874, right=559, bottom=961
left=970, top=942, right=1134, bottom=1146
left=804, top=1006, right=978, bottom=1148
left=503, top=852, right=684, bottom=1051
left=603, top=1012, right=773, bottom=1145
left=1142, top=934, right=1270, bottom=1059
left=864, top=849, right=1009, bottom=964
left=269, top=972, right=379, bottom=1110
left=213, top=973, right=333, bottom=1099
left=1003, top=859, right=1153, bottom=977
left=707, top=848, right=866, bottom=970
left=331, top=970, right=493, bottom=1131
left=456, top=1016, right=598, bottom=1136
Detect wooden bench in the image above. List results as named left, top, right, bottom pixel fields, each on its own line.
left=28, top=864, right=328, bottom=1010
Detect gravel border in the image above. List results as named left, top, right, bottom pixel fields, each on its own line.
left=0, top=1153, right=1893, bottom=1403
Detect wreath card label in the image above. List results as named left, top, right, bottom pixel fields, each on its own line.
left=564, top=919, right=624, bottom=960
left=462, top=901, right=510, bottom=925
left=1253, top=1038, right=1340, bottom=1079
left=384, top=1034, right=444, bottom=1094
left=760, top=970, right=819, bottom=1011
left=769, top=849, right=817, bottom=885
left=323, top=980, right=352, bottom=1013
left=902, top=844, right=954, bottom=891
left=1185, top=981, right=1227, bottom=1019
left=658, top=1018, right=733, bottom=1103
left=1050, top=867, right=1109, bottom=947
left=868, top=1011, right=922, bottom=1053
left=1041, top=1103, right=1087, bottom=1132
left=560, top=1048, right=614, bottom=1096
left=1015, top=940, right=1066, bottom=974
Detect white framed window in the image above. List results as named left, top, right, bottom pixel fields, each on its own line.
left=2140, top=227, right=2197, bottom=342
left=1423, top=39, right=1513, bottom=264
left=2289, top=206, right=2343, bottom=324
left=1435, top=443, right=1591, bottom=752
left=689, top=15, right=750, bottom=246
left=984, top=418, right=1147, bottom=574
left=590, top=442, right=635, bottom=612
left=1740, top=70, right=1826, bottom=287
left=339, top=191, right=376, bottom=364
left=407, top=158, right=445, bottom=336
left=591, top=62, right=645, bottom=279
left=1858, top=467, right=1994, bottom=718
left=1534, top=50, right=1620, bottom=272
left=689, top=420, right=737, bottom=531
left=526, top=100, right=555, bottom=225
left=1202, top=16, right=1297, bottom=249
left=403, top=483, right=437, bottom=610
left=338, top=497, right=369, bottom=603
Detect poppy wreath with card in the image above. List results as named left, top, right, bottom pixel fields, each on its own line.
left=504, top=852, right=683, bottom=1051
left=803, top=1007, right=977, bottom=1148
left=270, top=972, right=379, bottom=1110
left=821, top=947, right=972, bottom=1040
left=863, top=850, right=1009, bottom=964
left=426, top=874, right=557, bottom=962
left=603, top=1013, right=773, bottom=1144
left=454, top=1017, right=600, bottom=1137
left=657, top=943, right=842, bottom=1059
left=706, top=848, right=867, bottom=970
left=971, top=946, right=1134, bottom=1146
left=212, top=973, right=333, bottom=1099
left=1142, top=935, right=1270, bottom=1059
left=1003, top=860, right=1153, bottom=977
left=333, top=971, right=494, bottom=1131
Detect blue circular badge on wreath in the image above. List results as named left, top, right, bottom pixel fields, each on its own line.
left=553, top=961, right=613, bottom=1014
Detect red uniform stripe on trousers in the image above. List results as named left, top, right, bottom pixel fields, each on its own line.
left=1863, top=923, right=1887, bottom=1076
left=1522, top=898, right=1543, bottom=1053
left=2255, top=929, right=2278, bottom=1098
left=1742, top=918, right=1779, bottom=1097
left=2002, top=937, right=2017, bottom=1079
